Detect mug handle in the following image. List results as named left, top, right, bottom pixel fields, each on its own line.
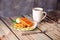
left=41, top=12, right=47, bottom=21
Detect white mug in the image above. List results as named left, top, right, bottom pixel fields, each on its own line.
left=32, top=7, right=47, bottom=22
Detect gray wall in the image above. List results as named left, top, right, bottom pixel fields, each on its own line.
left=0, top=0, right=57, bottom=17
left=35, top=0, right=57, bottom=11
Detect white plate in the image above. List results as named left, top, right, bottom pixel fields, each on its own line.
left=12, top=21, right=38, bottom=31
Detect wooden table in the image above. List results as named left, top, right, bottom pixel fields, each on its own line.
left=0, top=13, right=60, bottom=40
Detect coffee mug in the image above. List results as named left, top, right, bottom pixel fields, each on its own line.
left=32, top=7, right=47, bottom=22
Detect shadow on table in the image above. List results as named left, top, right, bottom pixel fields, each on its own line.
left=42, top=10, right=60, bottom=23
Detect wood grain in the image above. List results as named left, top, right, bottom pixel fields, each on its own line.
left=0, top=15, right=51, bottom=40
left=23, top=15, right=51, bottom=40
left=1, top=17, right=30, bottom=40
left=0, top=27, right=8, bottom=40
left=26, top=14, right=60, bottom=40
left=0, top=20, right=18, bottom=40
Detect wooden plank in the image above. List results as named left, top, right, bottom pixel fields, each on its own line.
left=28, top=14, right=60, bottom=40
left=45, top=23, right=60, bottom=40
left=0, top=27, right=9, bottom=40
left=37, top=18, right=60, bottom=40
left=1, top=15, right=51, bottom=40
left=10, top=16, right=41, bottom=40
left=23, top=15, right=51, bottom=40
left=1, top=17, right=32, bottom=40
left=47, top=10, right=60, bottom=24
left=30, top=33, right=51, bottom=40
left=56, top=10, right=60, bottom=24
left=58, top=19, right=60, bottom=24
left=0, top=20, right=18, bottom=40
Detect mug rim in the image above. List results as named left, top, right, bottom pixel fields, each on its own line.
left=33, top=7, right=43, bottom=11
